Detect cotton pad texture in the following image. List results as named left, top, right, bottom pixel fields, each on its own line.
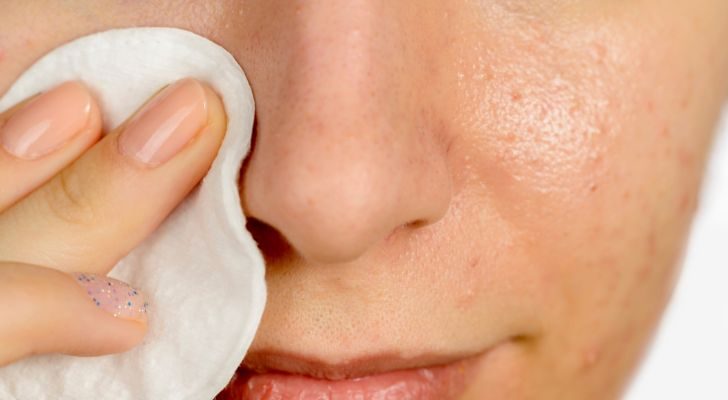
left=0, top=28, right=266, bottom=400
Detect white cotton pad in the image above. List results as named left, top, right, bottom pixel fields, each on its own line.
left=0, top=28, right=266, bottom=399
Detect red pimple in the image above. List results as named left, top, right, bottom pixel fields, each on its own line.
left=645, top=100, right=655, bottom=113
left=659, top=125, right=671, bottom=139
left=680, top=96, right=690, bottom=110
left=678, top=192, right=691, bottom=214
left=677, top=148, right=695, bottom=167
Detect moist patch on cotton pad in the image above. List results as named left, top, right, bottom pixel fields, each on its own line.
left=0, top=28, right=266, bottom=400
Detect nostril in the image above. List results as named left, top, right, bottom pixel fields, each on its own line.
left=383, top=219, right=425, bottom=243
left=245, top=217, right=296, bottom=265
left=405, top=219, right=429, bottom=229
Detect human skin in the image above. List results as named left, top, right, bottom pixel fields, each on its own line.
left=1, top=1, right=727, bottom=399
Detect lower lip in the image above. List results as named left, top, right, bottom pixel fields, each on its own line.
left=216, top=358, right=479, bottom=400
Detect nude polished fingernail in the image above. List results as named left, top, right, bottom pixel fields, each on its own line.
left=118, top=78, right=208, bottom=166
left=0, top=81, right=92, bottom=160
left=71, top=272, right=148, bottom=322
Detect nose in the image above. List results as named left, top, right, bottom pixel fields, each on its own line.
left=241, top=2, right=452, bottom=264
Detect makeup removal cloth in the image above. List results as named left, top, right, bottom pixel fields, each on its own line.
left=0, top=28, right=266, bottom=399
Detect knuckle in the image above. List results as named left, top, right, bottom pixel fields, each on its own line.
left=43, top=167, right=98, bottom=226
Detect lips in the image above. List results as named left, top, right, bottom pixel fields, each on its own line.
left=216, top=357, right=479, bottom=400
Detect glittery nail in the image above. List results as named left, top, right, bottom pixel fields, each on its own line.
left=71, top=272, right=149, bottom=322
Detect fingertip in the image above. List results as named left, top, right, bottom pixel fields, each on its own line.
left=114, top=78, right=222, bottom=168
left=57, top=80, right=104, bottom=157
left=60, top=271, right=150, bottom=356
left=0, top=264, right=151, bottom=363
left=200, top=81, right=228, bottom=140
left=188, top=80, right=227, bottom=166
left=58, top=317, right=148, bottom=357
left=67, top=318, right=148, bottom=356
left=79, top=81, right=104, bottom=142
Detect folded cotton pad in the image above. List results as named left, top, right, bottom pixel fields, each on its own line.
left=0, top=28, right=266, bottom=399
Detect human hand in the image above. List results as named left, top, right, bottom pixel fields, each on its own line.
left=0, top=78, right=226, bottom=366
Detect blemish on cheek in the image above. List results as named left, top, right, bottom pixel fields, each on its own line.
left=589, top=42, right=607, bottom=65
left=678, top=191, right=694, bottom=215
left=579, top=346, right=602, bottom=372
left=646, top=228, right=657, bottom=257
left=659, top=125, right=671, bottom=139
left=680, top=96, right=690, bottom=110
left=0, top=47, right=5, bottom=63
left=676, top=148, right=695, bottom=168
left=455, top=287, right=477, bottom=311
left=645, top=100, right=655, bottom=114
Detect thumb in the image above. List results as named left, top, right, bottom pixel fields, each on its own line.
left=0, top=262, right=148, bottom=367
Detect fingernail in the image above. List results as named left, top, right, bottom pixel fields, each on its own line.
left=0, top=81, right=92, bottom=160
left=71, top=272, right=148, bottom=322
left=118, top=78, right=208, bottom=167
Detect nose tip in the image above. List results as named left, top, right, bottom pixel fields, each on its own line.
left=243, top=147, right=449, bottom=264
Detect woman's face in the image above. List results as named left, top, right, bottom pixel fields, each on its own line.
left=3, top=1, right=727, bottom=398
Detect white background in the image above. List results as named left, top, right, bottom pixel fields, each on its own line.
left=625, top=109, right=728, bottom=399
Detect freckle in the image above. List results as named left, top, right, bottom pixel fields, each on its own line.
left=510, top=91, right=523, bottom=101
left=469, top=256, right=480, bottom=269
left=622, top=190, right=631, bottom=200
left=589, top=183, right=598, bottom=193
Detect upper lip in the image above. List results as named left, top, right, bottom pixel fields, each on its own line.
left=238, top=350, right=478, bottom=380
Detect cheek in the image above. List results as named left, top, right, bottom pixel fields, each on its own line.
left=448, top=2, right=712, bottom=372
left=452, top=12, right=699, bottom=277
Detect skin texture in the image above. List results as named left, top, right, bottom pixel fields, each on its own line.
left=2, top=1, right=727, bottom=398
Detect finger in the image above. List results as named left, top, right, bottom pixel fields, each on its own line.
left=0, top=81, right=102, bottom=211
left=0, top=262, right=147, bottom=367
left=0, top=78, right=226, bottom=274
